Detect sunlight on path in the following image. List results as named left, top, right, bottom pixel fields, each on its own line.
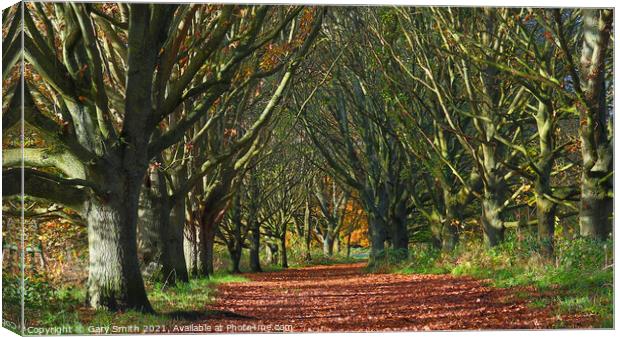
left=202, top=263, right=593, bottom=332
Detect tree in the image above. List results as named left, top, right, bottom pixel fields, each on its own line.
left=217, top=190, right=249, bottom=274
left=312, top=176, right=348, bottom=256
left=553, top=9, right=613, bottom=239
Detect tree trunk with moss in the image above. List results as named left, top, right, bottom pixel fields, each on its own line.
left=576, top=9, right=613, bottom=240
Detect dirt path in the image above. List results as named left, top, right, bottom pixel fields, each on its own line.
left=203, top=263, right=594, bottom=332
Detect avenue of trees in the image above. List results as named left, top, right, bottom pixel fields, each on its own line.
left=2, top=4, right=613, bottom=314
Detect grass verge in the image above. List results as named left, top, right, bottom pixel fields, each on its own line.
left=387, top=234, right=613, bottom=328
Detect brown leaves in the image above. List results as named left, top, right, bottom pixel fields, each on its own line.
left=203, top=263, right=595, bottom=331
left=224, top=128, right=238, bottom=138
left=259, top=42, right=291, bottom=72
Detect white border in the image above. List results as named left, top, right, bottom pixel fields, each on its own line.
left=0, top=1, right=616, bottom=337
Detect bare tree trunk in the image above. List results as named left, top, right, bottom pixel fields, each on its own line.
left=478, top=12, right=506, bottom=249
left=137, top=180, right=162, bottom=266
left=481, top=144, right=505, bottom=247
left=281, top=231, right=288, bottom=268
left=197, top=219, right=209, bottom=277
left=580, top=170, right=613, bottom=239
left=479, top=121, right=506, bottom=248
left=137, top=170, right=189, bottom=284
left=442, top=196, right=460, bottom=251
left=481, top=193, right=505, bottom=247
left=323, top=232, right=334, bottom=256
left=429, top=210, right=443, bottom=250
left=183, top=223, right=201, bottom=278
left=232, top=247, right=242, bottom=274
left=227, top=241, right=242, bottom=274
left=531, top=100, right=557, bottom=256
left=367, top=213, right=387, bottom=267
left=266, top=243, right=278, bottom=265
left=346, top=233, right=352, bottom=258
left=249, top=220, right=262, bottom=272
left=303, top=201, right=312, bottom=261
left=390, top=201, right=409, bottom=259
left=85, top=185, right=152, bottom=312
left=161, top=200, right=189, bottom=283
left=228, top=197, right=243, bottom=274
left=577, top=10, right=613, bottom=240
left=334, top=235, right=340, bottom=254
left=535, top=155, right=557, bottom=256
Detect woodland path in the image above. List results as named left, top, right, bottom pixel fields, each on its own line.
left=203, top=262, right=594, bottom=332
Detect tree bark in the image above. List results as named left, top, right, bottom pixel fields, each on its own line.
left=441, top=195, right=460, bottom=251
left=183, top=223, right=201, bottom=278
left=204, top=226, right=216, bottom=276
left=390, top=202, right=409, bottom=259
left=580, top=170, right=613, bottom=240
left=367, top=213, right=387, bottom=267
left=303, top=200, right=312, bottom=262
left=249, top=220, right=262, bottom=272
left=346, top=233, right=352, bottom=258
left=196, top=204, right=226, bottom=277
left=225, top=193, right=244, bottom=273
left=137, top=180, right=162, bottom=266
left=334, top=235, right=340, bottom=254
left=136, top=169, right=188, bottom=284
left=161, top=199, right=189, bottom=283
left=229, top=246, right=242, bottom=274
left=534, top=100, right=557, bottom=256
left=535, top=153, right=557, bottom=256
left=322, top=232, right=334, bottom=256
left=85, top=189, right=152, bottom=312
left=481, top=179, right=505, bottom=247
left=429, top=210, right=443, bottom=250
left=266, top=243, right=278, bottom=265
left=577, top=9, right=613, bottom=241
left=281, top=232, right=288, bottom=268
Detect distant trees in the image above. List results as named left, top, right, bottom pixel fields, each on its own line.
left=297, top=10, right=413, bottom=265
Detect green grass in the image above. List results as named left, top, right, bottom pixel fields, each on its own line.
left=25, top=273, right=248, bottom=335
left=149, top=273, right=247, bottom=312
left=390, top=234, right=613, bottom=328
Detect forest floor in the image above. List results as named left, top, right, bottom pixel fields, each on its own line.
left=200, top=262, right=597, bottom=332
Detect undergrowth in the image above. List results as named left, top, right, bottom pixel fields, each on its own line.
left=22, top=273, right=248, bottom=334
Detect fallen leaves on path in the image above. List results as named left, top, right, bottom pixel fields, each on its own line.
left=201, top=263, right=595, bottom=332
